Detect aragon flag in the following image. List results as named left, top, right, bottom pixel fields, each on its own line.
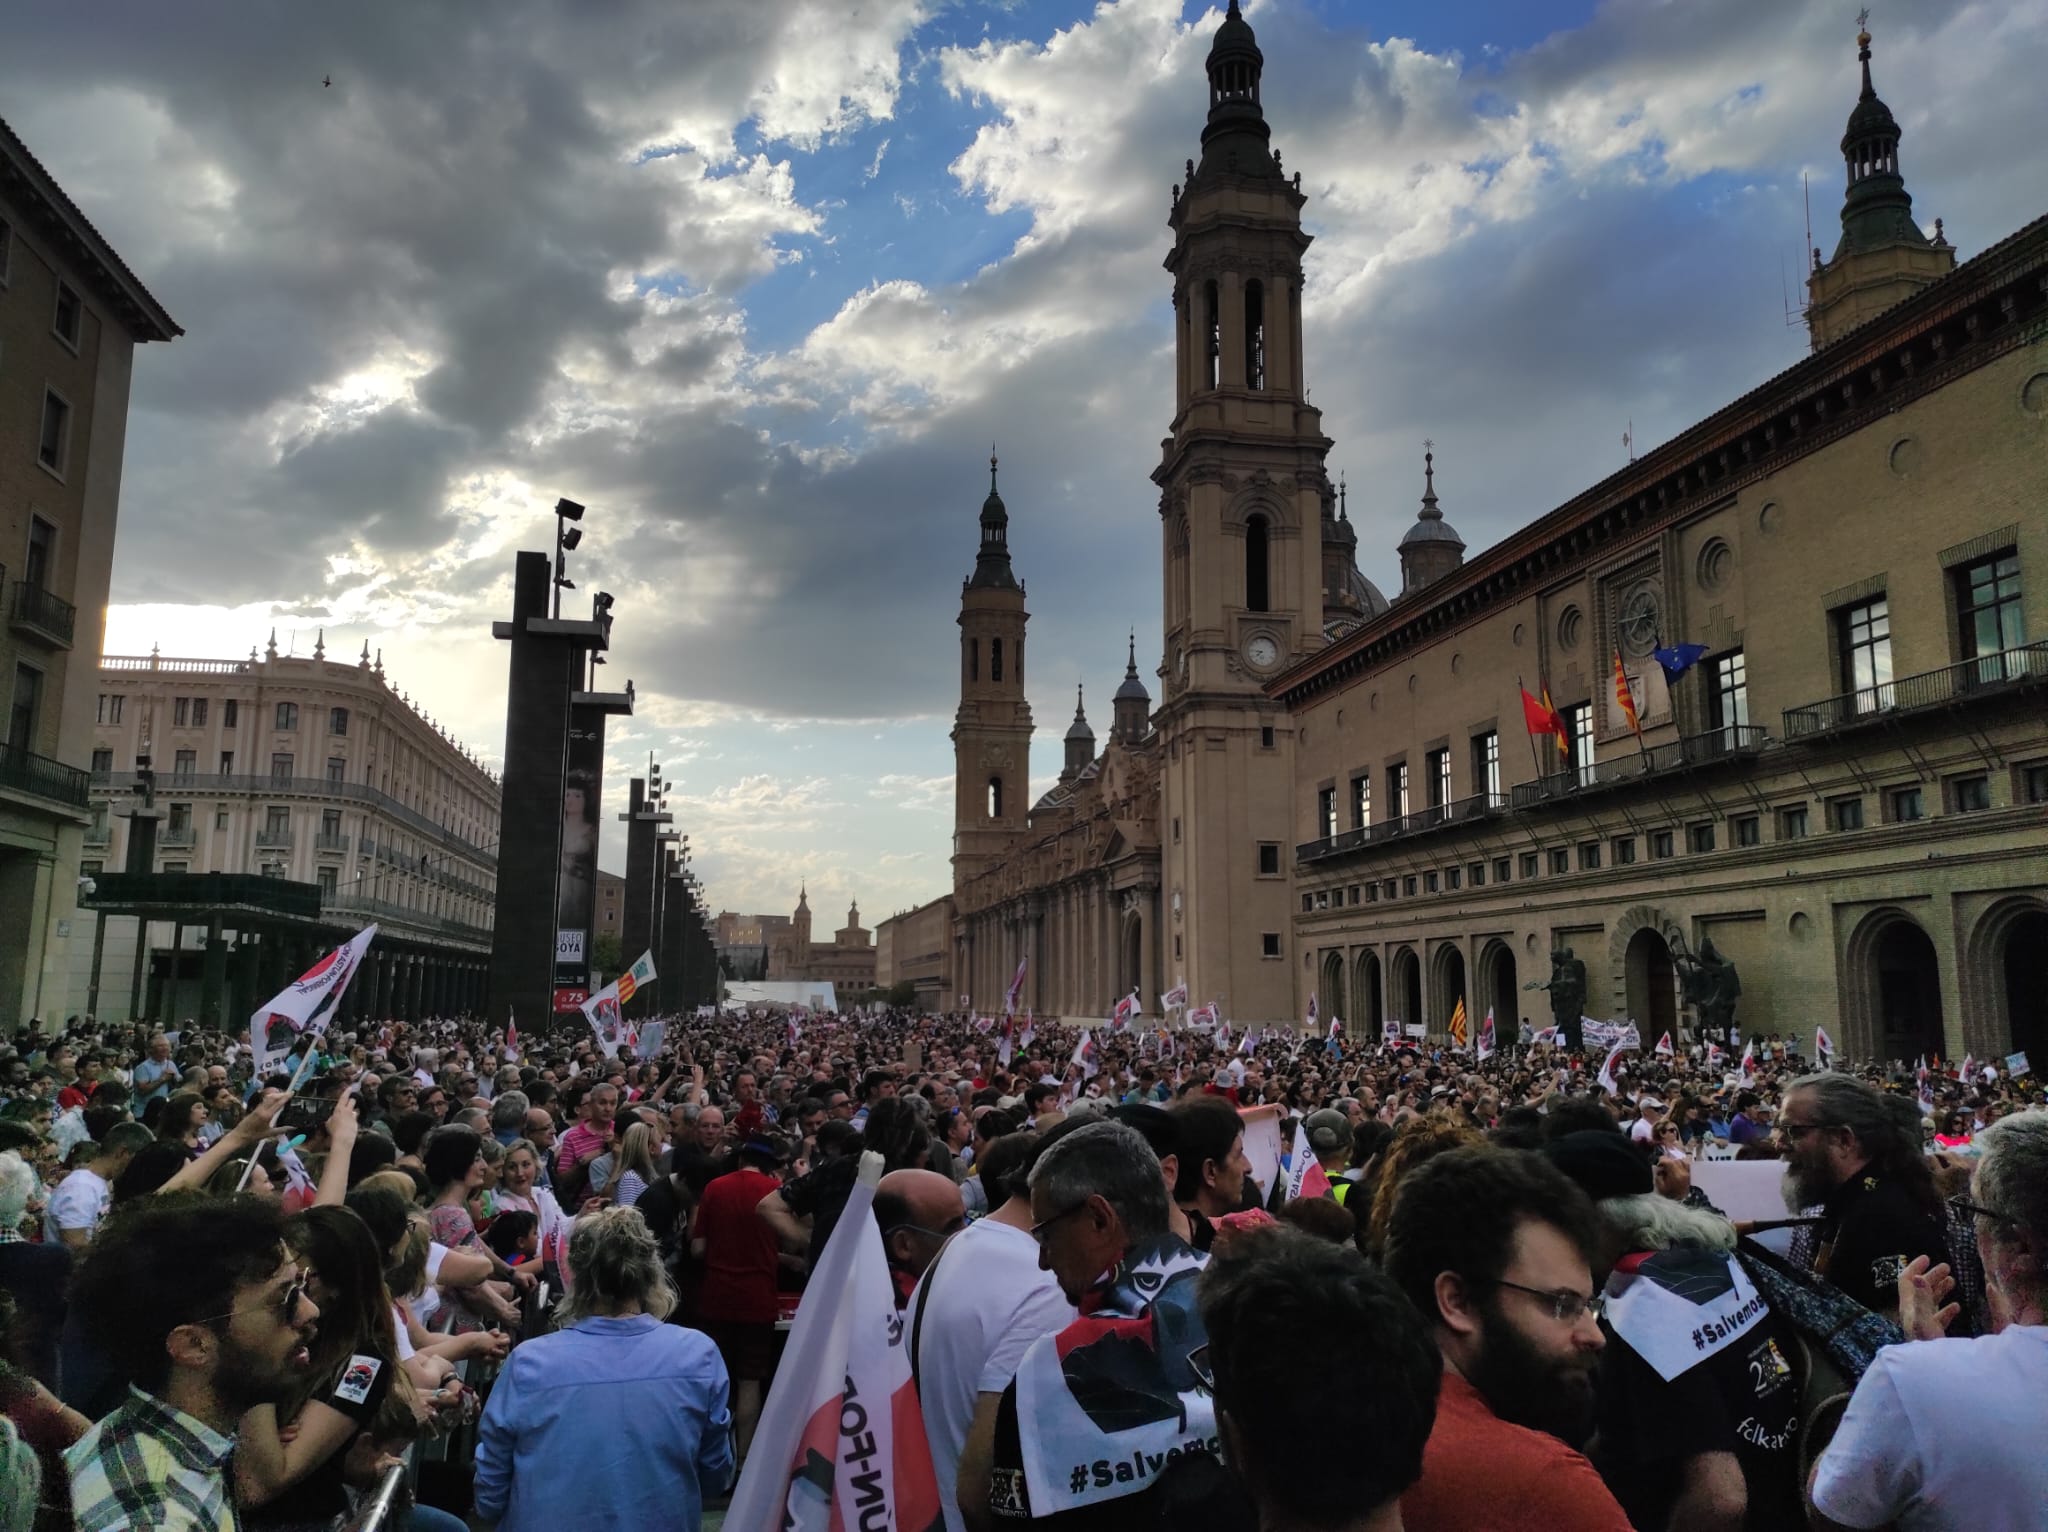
left=724, top=1152, right=943, bottom=1532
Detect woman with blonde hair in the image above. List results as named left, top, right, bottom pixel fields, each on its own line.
left=609, top=1122, right=659, bottom=1209
left=476, top=1208, right=734, bottom=1531
left=1362, top=1114, right=1482, bottom=1256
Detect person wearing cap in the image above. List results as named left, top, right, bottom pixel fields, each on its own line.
left=1628, top=1096, right=1665, bottom=1145
left=1301, top=1109, right=1356, bottom=1205
left=1544, top=1130, right=1805, bottom=1530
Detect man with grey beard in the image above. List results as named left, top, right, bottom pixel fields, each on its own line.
left=1777, top=1074, right=1946, bottom=1321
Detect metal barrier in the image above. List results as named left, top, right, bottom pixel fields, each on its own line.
left=347, top=1463, right=408, bottom=1532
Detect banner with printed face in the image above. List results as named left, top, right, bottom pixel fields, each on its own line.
left=555, top=711, right=604, bottom=995
left=251, top=925, right=377, bottom=1078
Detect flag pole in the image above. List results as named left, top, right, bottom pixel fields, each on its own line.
left=1515, top=676, right=1545, bottom=780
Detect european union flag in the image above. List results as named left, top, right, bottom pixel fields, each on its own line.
left=1652, top=641, right=1708, bottom=680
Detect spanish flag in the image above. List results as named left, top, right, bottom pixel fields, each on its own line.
left=1613, top=649, right=1643, bottom=741
left=1448, top=995, right=1468, bottom=1049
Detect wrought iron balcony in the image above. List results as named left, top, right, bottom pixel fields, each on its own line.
left=159, top=826, right=197, bottom=849
left=255, top=828, right=295, bottom=850
left=0, top=741, right=91, bottom=809
left=1298, top=791, right=1508, bottom=863
left=9, top=581, right=76, bottom=648
left=315, top=832, right=351, bottom=854
left=1511, top=725, right=1768, bottom=810
left=1782, top=640, right=2048, bottom=739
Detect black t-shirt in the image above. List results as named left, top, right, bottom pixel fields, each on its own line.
left=1813, top=1169, right=1947, bottom=1315
left=1595, top=1274, right=1804, bottom=1531
left=249, top=1349, right=395, bottom=1529
left=673, top=1144, right=737, bottom=1198
left=781, top=1155, right=859, bottom=1269
left=987, top=1379, right=1253, bottom=1531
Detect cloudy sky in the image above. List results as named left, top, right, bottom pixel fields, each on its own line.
left=8, top=0, right=2044, bottom=927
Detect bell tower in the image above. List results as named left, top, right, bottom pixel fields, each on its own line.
left=951, top=454, right=1033, bottom=891
left=1155, top=0, right=1331, bottom=1023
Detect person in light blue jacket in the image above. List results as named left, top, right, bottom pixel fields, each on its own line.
left=475, top=1207, right=734, bottom=1532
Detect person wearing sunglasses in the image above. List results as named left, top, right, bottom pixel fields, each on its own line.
left=1383, top=1144, right=1631, bottom=1532
left=1811, top=1109, right=2048, bottom=1531
left=65, top=1194, right=320, bottom=1532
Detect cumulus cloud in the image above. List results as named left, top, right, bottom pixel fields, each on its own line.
left=14, top=0, right=2044, bottom=916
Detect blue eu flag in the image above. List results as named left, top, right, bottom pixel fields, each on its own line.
left=1652, top=642, right=1708, bottom=681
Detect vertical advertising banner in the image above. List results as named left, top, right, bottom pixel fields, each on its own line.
left=554, top=711, right=603, bottom=1011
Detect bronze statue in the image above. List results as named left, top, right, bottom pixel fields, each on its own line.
left=1525, top=946, right=1588, bottom=1050
left=1675, top=934, right=1741, bottom=1041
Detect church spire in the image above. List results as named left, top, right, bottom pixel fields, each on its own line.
left=1399, top=443, right=1465, bottom=596
left=967, top=447, right=1020, bottom=591
left=1113, top=629, right=1151, bottom=743
left=1063, top=682, right=1095, bottom=779
left=1196, top=0, right=1277, bottom=177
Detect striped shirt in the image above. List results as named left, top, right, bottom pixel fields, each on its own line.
left=66, top=1387, right=238, bottom=1532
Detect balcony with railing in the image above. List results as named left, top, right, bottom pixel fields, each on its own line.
left=315, top=832, right=351, bottom=854
left=0, top=741, right=91, bottom=809
left=84, top=771, right=496, bottom=870
left=159, top=825, right=197, bottom=849
left=255, top=828, right=295, bottom=850
left=322, top=891, right=492, bottom=945
left=1298, top=791, right=1508, bottom=864
left=9, top=581, right=76, bottom=648
left=1782, top=640, right=2048, bottom=740
left=1511, top=725, right=1768, bottom=810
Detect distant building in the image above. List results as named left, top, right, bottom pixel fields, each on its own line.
left=73, top=638, right=499, bottom=1025
left=715, top=889, right=877, bottom=995
left=595, top=867, right=624, bottom=945
left=874, top=894, right=954, bottom=1010
left=1, top=115, right=181, bottom=1030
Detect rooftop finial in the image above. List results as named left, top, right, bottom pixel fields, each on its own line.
left=1338, top=472, right=1348, bottom=521
left=1127, top=629, right=1138, bottom=673
left=1421, top=440, right=1439, bottom=515
left=990, top=444, right=999, bottom=495
left=1857, top=7, right=1874, bottom=95
left=313, top=627, right=326, bottom=661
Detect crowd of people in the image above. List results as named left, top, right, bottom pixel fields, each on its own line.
left=0, top=1002, right=2041, bottom=1531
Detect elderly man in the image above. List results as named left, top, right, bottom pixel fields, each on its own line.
left=959, top=1119, right=1248, bottom=1531
left=874, top=1168, right=966, bottom=1307
left=1809, top=1110, right=2048, bottom=1530
left=130, top=1035, right=178, bottom=1104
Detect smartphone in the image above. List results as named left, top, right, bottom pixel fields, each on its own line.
left=279, top=1096, right=336, bottom=1133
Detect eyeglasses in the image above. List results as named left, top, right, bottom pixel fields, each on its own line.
left=1489, top=1278, right=1602, bottom=1325
left=1029, top=1199, right=1093, bottom=1245
left=1778, top=1121, right=1839, bottom=1139
left=1950, top=1195, right=2015, bottom=1226
left=189, top=1271, right=310, bottom=1330
left=1187, top=1342, right=1214, bottom=1391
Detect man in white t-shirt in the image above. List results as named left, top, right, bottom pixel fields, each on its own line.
left=1627, top=1096, right=1663, bottom=1144
left=44, top=1123, right=151, bottom=1247
left=1810, top=1110, right=2048, bottom=1531
left=907, top=1130, right=1074, bottom=1532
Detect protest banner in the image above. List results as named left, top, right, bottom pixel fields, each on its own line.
left=250, top=925, right=376, bottom=1079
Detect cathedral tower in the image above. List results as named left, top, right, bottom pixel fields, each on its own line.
left=951, top=455, right=1033, bottom=890
left=1806, top=18, right=1955, bottom=351
left=1154, top=0, right=1332, bottom=1022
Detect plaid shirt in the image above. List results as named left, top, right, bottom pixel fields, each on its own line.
left=65, top=1387, right=238, bottom=1532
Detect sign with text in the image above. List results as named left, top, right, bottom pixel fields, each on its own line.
left=552, top=985, right=589, bottom=1014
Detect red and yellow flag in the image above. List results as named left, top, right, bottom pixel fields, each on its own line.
left=1541, top=684, right=1570, bottom=756
left=1613, top=649, right=1643, bottom=740
left=1448, top=995, right=1469, bottom=1048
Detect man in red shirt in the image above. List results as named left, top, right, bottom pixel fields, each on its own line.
left=1383, top=1145, right=1632, bottom=1532
left=554, top=1082, right=618, bottom=1202
left=57, top=1051, right=104, bottom=1112
left=691, top=1134, right=788, bottom=1461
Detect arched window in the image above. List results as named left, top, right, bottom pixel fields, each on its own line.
left=1203, top=280, right=1220, bottom=391
left=988, top=776, right=1004, bottom=819
left=1244, top=279, right=1265, bottom=391
left=1245, top=513, right=1271, bottom=613
left=991, top=637, right=1004, bottom=682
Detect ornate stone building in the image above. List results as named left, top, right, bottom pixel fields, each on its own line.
left=931, top=8, right=2047, bottom=1055
left=1279, top=26, right=2048, bottom=1062
left=733, top=888, right=878, bottom=993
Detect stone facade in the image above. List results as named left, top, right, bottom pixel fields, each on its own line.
left=922, top=7, right=2048, bottom=1054
left=0, top=118, right=179, bottom=1029
left=720, top=888, right=879, bottom=994
left=874, top=893, right=954, bottom=1007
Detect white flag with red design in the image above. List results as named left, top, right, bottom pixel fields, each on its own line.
left=1282, top=1113, right=1333, bottom=1203
left=1476, top=1011, right=1497, bottom=1063
left=1740, top=1039, right=1757, bottom=1076
left=1072, top=1029, right=1099, bottom=1079
left=725, top=1154, right=943, bottom=1532
left=1597, top=1038, right=1635, bottom=1096
left=1162, top=980, right=1189, bottom=1011
left=1815, top=1026, right=1836, bottom=1069
left=250, top=924, right=377, bottom=1079
left=1111, top=991, right=1139, bottom=1032
left=1304, top=992, right=1319, bottom=1033
left=1654, top=1031, right=1675, bottom=1058
left=1005, top=957, right=1028, bottom=1016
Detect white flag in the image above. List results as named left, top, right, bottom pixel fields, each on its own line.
left=1282, top=1114, right=1332, bottom=1203
left=580, top=979, right=628, bottom=1058
left=1815, top=1025, right=1836, bottom=1069
left=1476, top=1009, right=1497, bottom=1064
left=725, top=1154, right=943, bottom=1530
left=1597, top=1039, right=1634, bottom=1096
left=251, top=925, right=376, bottom=1078
left=633, top=1018, right=667, bottom=1061
left=1304, top=992, right=1319, bottom=1032
left=1162, top=980, right=1189, bottom=1011
left=1654, top=1031, right=1675, bottom=1058
left=1071, top=1029, right=1099, bottom=1079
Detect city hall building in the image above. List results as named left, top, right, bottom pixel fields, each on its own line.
left=913, top=7, right=2048, bottom=1063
